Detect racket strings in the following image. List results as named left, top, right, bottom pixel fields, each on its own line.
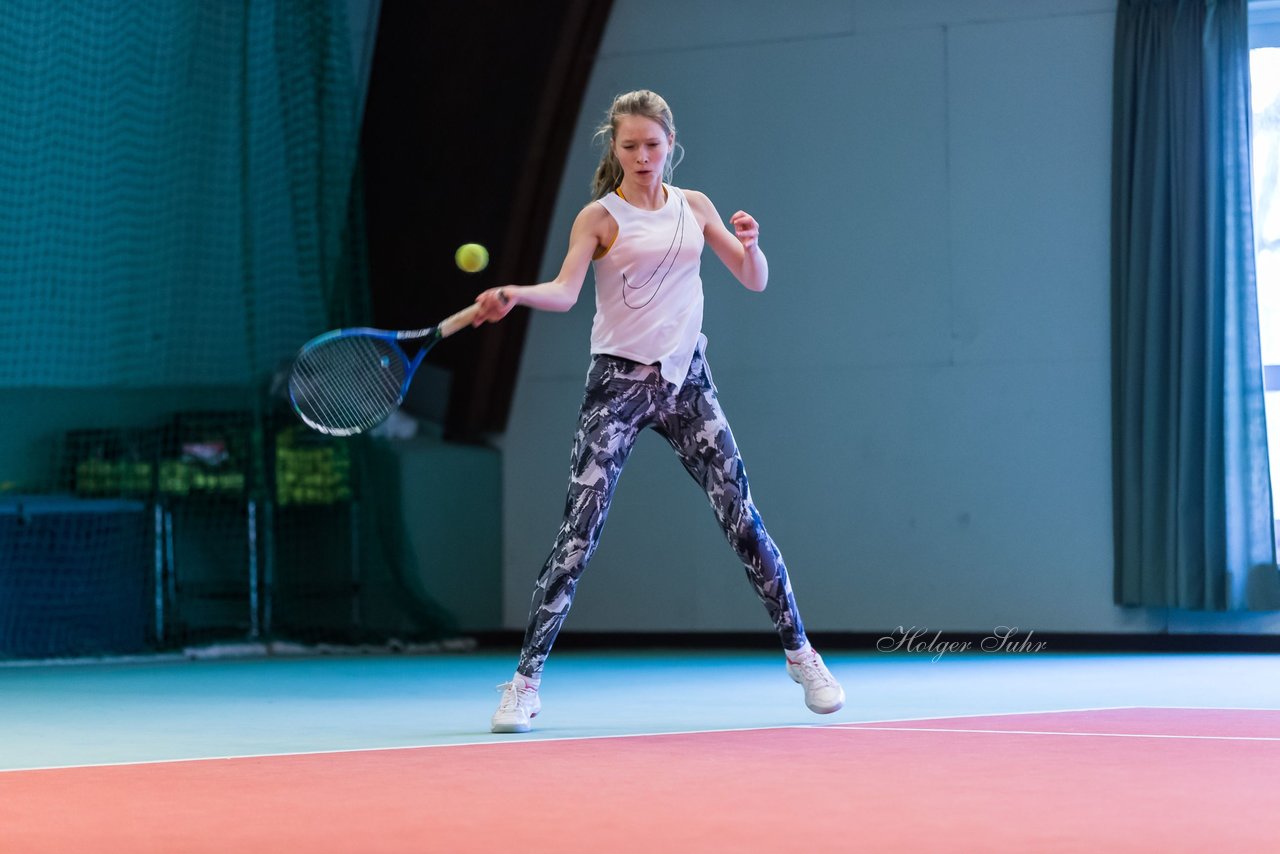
left=289, top=336, right=408, bottom=435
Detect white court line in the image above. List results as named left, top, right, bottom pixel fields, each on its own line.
left=827, top=705, right=1143, bottom=727
left=5, top=705, right=1273, bottom=774
left=0, top=706, right=1132, bottom=774
left=829, top=726, right=1280, bottom=742
left=0, top=722, right=825, bottom=774
left=817, top=705, right=1280, bottom=741
left=1123, top=704, right=1280, bottom=712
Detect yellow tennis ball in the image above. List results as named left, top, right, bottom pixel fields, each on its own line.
left=455, top=243, right=489, bottom=273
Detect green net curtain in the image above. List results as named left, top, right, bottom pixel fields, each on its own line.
left=0, top=0, right=363, bottom=388
left=0, top=1, right=462, bottom=654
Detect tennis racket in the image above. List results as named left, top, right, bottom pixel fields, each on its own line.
left=288, top=297, right=500, bottom=436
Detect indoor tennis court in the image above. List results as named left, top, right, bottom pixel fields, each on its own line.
left=4, top=651, right=1280, bottom=850
left=6, top=0, right=1280, bottom=851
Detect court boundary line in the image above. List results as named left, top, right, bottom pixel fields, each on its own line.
left=821, top=705, right=1280, bottom=742
left=832, top=726, right=1280, bottom=742
left=1122, top=704, right=1280, bottom=712
left=5, top=706, right=1274, bottom=773
left=823, top=704, right=1145, bottom=726
left=826, top=704, right=1280, bottom=727
left=0, top=723, right=826, bottom=774
left=0, top=704, right=1152, bottom=775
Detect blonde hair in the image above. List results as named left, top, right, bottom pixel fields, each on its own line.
left=589, top=89, right=684, bottom=200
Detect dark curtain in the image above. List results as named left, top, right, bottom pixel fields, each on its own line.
left=1112, top=0, right=1276, bottom=609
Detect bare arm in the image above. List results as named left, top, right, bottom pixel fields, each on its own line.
left=688, top=190, right=768, bottom=292
left=472, top=204, right=607, bottom=323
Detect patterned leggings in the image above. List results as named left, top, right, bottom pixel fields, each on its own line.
left=516, top=347, right=807, bottom=677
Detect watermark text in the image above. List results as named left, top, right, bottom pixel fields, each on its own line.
left=876, top=626, right=1048, bottom=661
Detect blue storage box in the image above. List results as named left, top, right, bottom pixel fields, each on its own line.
left=0, top=497, right=149, bottom=658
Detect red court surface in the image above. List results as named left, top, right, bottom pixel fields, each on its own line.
left=2, top=707, right=1277, bottom=852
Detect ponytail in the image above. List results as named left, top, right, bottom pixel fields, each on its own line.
left=590, top=136, right=625, bottom=200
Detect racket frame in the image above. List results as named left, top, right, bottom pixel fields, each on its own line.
left=287, top=301, right=484, bottom=436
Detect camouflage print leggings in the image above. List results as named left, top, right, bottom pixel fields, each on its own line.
left=516, top=347, right=807, bottom=677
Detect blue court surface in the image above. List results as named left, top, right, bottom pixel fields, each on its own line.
left=4, top=648, right=1278, bottom=772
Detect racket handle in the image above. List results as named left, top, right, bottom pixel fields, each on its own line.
left=438, top=302, right=483, bottom=338
left=438, top=290, right=511, bottom=339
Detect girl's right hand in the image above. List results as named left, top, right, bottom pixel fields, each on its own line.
left=473, top=287, right=515, bottom=325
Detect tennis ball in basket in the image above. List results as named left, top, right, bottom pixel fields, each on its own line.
left=455, top=243, right=489, bottom=273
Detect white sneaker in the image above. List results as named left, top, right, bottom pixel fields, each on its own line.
left=786, top=649, right=845, bottom=714
left=491, top=675, right=541, bottom=733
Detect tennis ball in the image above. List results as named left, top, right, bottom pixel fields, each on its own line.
left=455, top=243, right=489, bottom=273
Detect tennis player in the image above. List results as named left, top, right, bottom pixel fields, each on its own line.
left=473, top=89, right=844, bottom=733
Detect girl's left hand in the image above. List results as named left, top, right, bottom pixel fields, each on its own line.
left=730, top=211, right=760, bottom=251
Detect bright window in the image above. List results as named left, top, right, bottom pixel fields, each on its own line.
left=1251, top=3, right=1280, bottom=541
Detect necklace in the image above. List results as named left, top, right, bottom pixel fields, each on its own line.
left=622, top=190, right=685, bottom=310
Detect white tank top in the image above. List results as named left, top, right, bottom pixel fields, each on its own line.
left=590, top=184, right=707, bottom=387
